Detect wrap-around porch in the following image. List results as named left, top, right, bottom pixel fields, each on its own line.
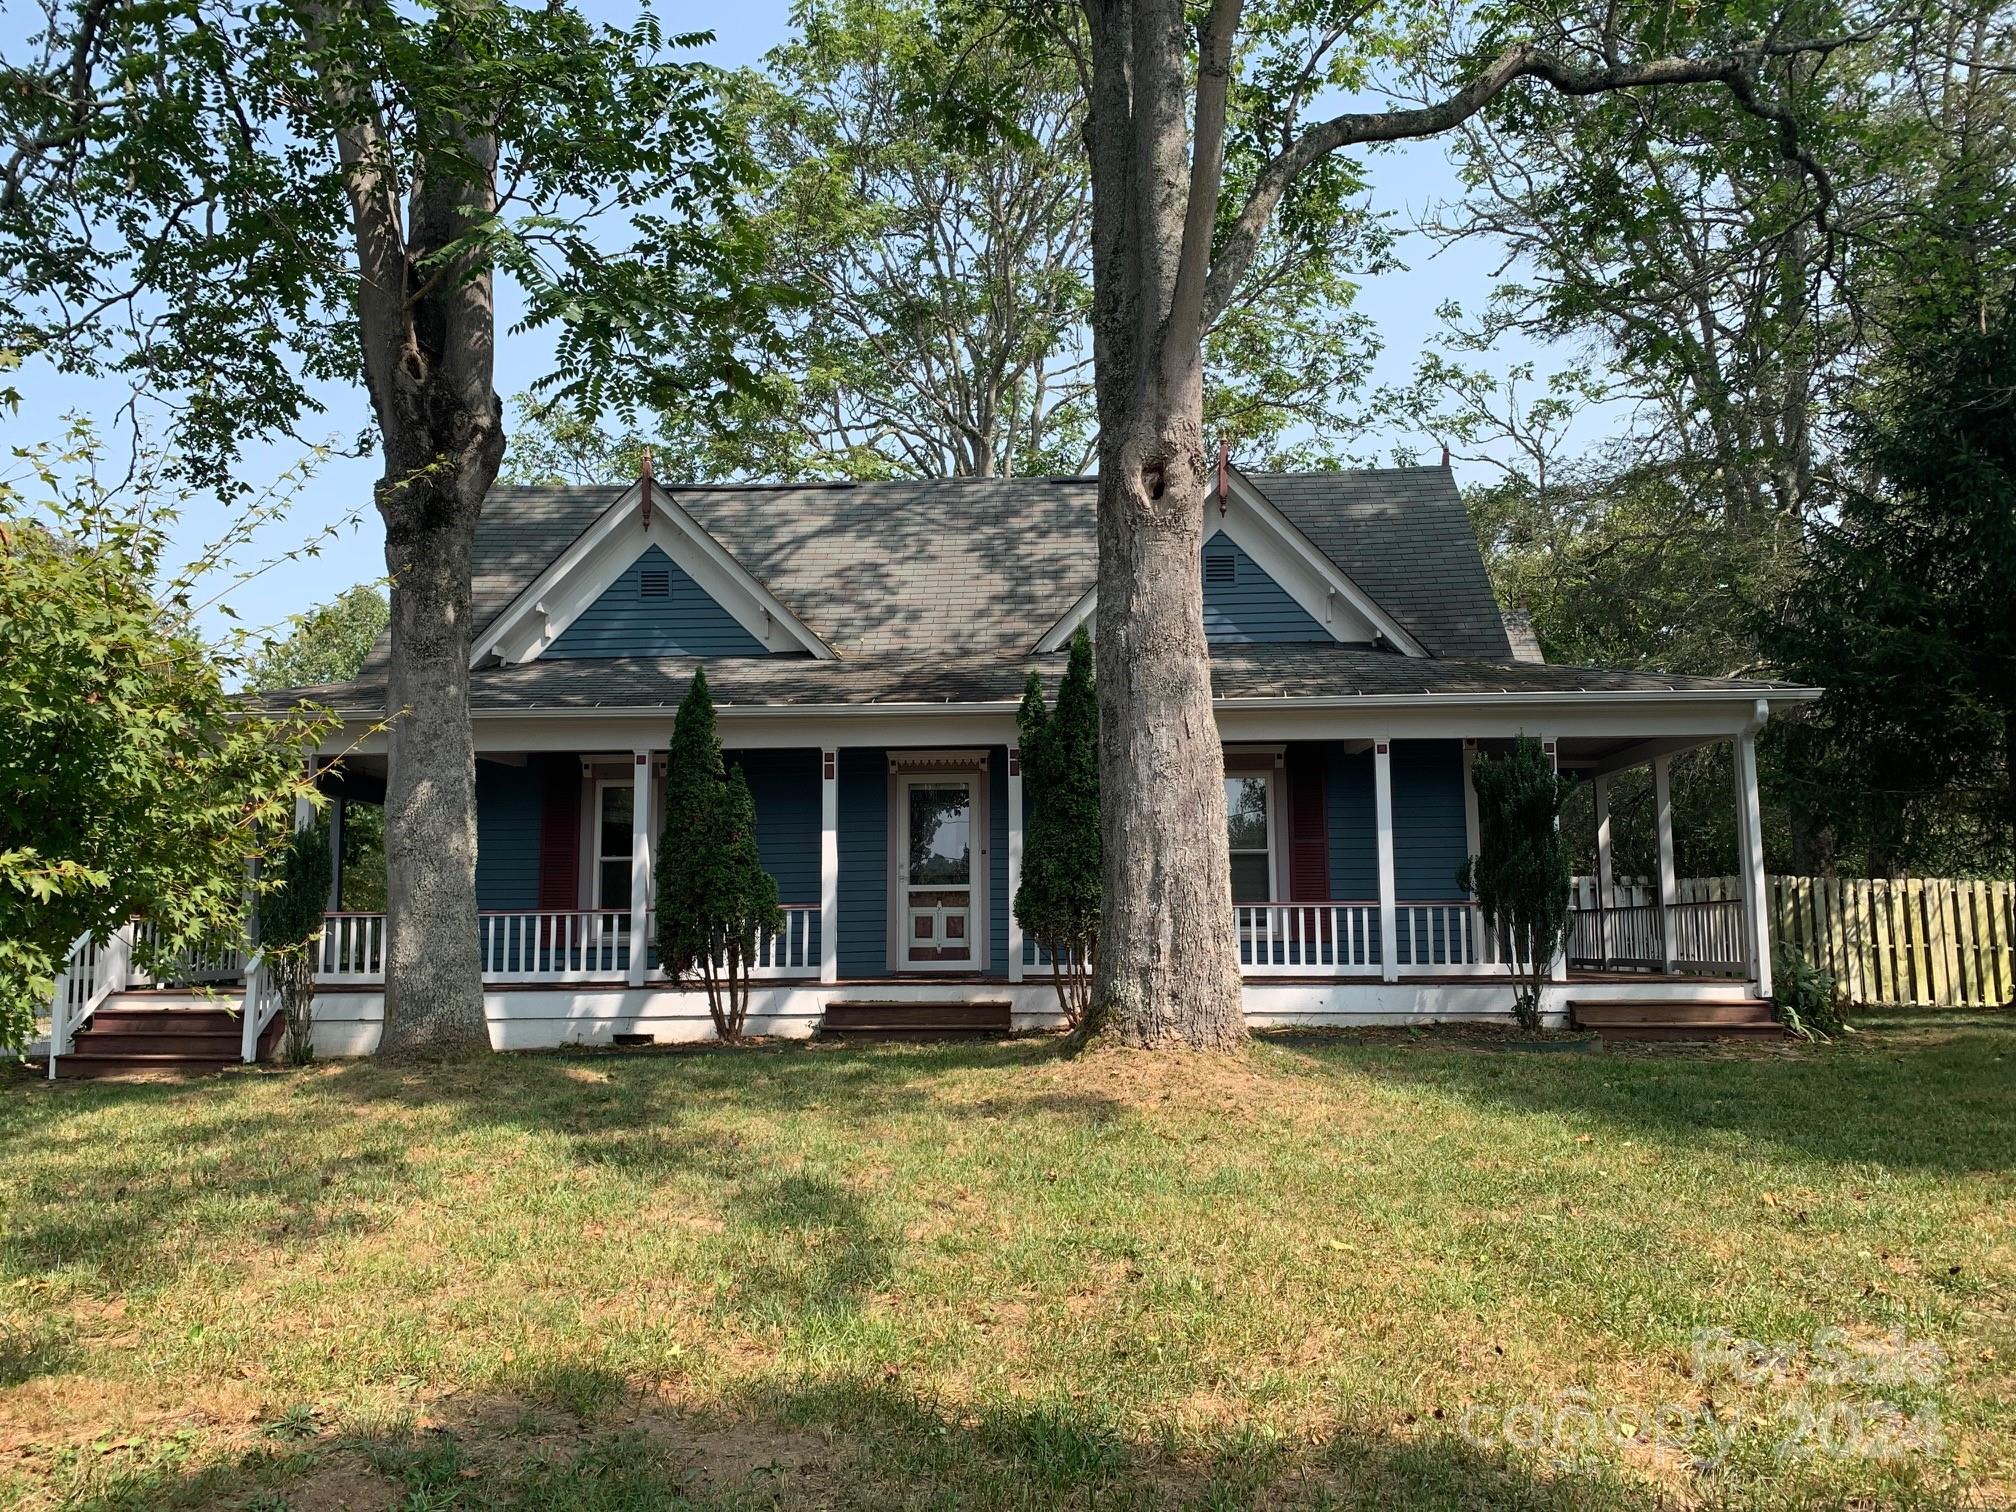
left=306, top=728, right=1772, bottom=996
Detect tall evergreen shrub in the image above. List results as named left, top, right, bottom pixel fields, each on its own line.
left=1014, top=628, right=1100, bottom=1027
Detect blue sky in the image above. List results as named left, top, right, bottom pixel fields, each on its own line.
left=4, top=0, right=1572, bottom=645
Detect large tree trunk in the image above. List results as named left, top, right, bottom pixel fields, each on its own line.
left=333, top=88, right=505, bottom=1057
left=1080, top=0, right=1246, bottom=1049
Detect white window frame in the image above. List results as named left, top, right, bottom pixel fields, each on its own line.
left=591, top=777, right=635, bottom=913
left=1223, top=768, right=1280, bottom=905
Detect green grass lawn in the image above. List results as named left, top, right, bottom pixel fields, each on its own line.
left=2, top=1014, right=2011, bottom=1510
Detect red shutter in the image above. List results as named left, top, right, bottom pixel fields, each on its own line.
left=537, top=761, right=581, bottom=910
left=1285, top=747, right=1330, bottom=902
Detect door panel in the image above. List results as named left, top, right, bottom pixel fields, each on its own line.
left=901, top=779, right=975, bottom=968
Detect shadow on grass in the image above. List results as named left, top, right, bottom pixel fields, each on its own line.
left=41, top=1371, right=1850, bottom=1512
left=1270, top=1012, right=2016, bottom=1175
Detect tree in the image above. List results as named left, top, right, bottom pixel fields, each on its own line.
left=1771, top=310, right=2016, bottom=873
left=0, top=433, right=328, bottom=1055
left=248, top=586, right=389, bottom=692
left=500, top=0, right=1385, bottom=486
left=3, top=2, right=775, bottom=1056
left=1459, top=736, right=1577, bottom=1031
left=656, top=671, right=784, bottom=1042
left=1057, top=0, right=1891, bottom=1046
left=262, top=822, right=333, bottom=1065
left=1015, top=629, right=1101, bottom=1027
left=251, top=585, right=392, bottom=909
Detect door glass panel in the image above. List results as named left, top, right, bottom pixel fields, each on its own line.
left=907, top=785, right=971, bottom=885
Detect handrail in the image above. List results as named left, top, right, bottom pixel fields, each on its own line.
left=45, top=925, right=132, bottom=1081
left=239, top=949, right=279, bottom=1063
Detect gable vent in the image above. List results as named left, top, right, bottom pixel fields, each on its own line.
left=1204, top=551, right=1237, bottom=585
left=638, top=567, right=671, bottom=599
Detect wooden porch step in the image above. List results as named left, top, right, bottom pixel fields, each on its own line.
left=1570, top=998, right=1784, bottom=1042
left=67, top=1030, right=243, bottom=1057
left=819, top=1000, right=1012, bottom=1038
left=52, top=1050, right=241, bottom=1079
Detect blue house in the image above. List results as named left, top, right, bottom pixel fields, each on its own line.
left=43, top=465, right=1815, bottom=1067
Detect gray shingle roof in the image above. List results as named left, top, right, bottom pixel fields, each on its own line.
left=356, top=467, right=1512, bottom=675
left=265, top=643, right=1803, bottom=717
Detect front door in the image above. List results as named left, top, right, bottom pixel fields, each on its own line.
left=899, top=775, right=976, bottom=969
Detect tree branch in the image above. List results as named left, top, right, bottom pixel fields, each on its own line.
left=1201, top=27, right=1882, bottom=325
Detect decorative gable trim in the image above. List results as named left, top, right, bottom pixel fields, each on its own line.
left=1033, top=471, right=1428, bottom=655
left=470, top=482, right=836, bottom=666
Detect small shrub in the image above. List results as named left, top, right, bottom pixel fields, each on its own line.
left=1772, top=949, right=1850, bottom=1040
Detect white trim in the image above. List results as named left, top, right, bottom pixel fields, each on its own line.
left=591, top=777, right=635, bottom=912
left=1653, top=754, right=1678, bottom=973
left=627, top=751, right=652, bottom=988
left=819, top=749, right=839, bottom=985
left=1373, top=740, right=1397, bottom=984
left=1460, top=741, right=1481, bottom=882
left=1006, top=747, right=1024, bottom=984
left=1592, top=774, right=1613, bottom=911
left=468, top=483, right=835, bottom=666
left=1033, top=472, right=1429, bottom=655
left=1733, top=704, right=1773, bottom=999
left=893, top=770, right=985, bottom=972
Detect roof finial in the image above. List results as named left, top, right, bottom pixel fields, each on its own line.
left=1216, top=436, right=1230, bottom=516
left=640, top=447, right=654, bottom=530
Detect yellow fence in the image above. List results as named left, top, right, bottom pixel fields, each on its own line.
left=1771, top=876, right=2015, bottom=1008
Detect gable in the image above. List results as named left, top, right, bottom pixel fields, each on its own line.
left=1202, top=533, right=1328, bottom=643
left=546, top=545, right=767, bottom=659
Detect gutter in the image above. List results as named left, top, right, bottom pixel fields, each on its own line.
left=310, top=686, right=1823, bottom=722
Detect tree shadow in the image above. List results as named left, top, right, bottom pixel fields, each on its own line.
left=48, top=1368, right=1901, bottom=1511
left=1268, top=1013, right=2016, bottom=1175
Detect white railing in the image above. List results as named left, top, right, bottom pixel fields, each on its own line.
left=317, top=912, right=388, bottom=983
left=1393, top=900, right=1503, bottom=973
left=240, top=950, right=281, bottom=1062
left=739, top=905, right=819, bottom=978
left=479, top=910, right=631, bottom=982
left=45, top=926, right=131, bottom=1078
left=1666, top=898, right=1748, bottom=975
left=1238, top=902, right=1382, bottom=975
left=129, top=921, right=245, bottom=987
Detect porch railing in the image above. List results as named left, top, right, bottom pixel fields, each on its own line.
left=1569, top=897, right=1748, bottom=975
left=312, top=903, right=821, bottom=987
left=1238, top=902, right=1381, bottom=974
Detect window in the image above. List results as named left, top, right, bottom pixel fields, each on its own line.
left=594, top=781, right=634, bottom=910
left=1225, top=774, right=1273, bottom=903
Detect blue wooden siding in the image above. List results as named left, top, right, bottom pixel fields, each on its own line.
left=546, top=544, right=767, bottom=659
left=837, top=748, right=887, bottom=977
left=988, top=748, right=1008, bottom=976
left=1393, top=740, right=1469, bottom=900
left=730, top=747, right=822, bottom=967
left=729, top=749, right=821, bottom=905
left=474, top=758, right=544, bottom=910
left=1323, top=744, right=1380, bottom=963
left=1201, top=532, right=1328, bottom=643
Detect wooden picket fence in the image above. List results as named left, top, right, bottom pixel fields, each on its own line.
left=1770, top=876, right=2014, bottom=1009
left=1575, top=874, right=2015, bottom=1007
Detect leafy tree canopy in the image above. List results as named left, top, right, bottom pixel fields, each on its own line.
left=249, top=585, right=389, bottom=692
left=0, top=430, right=330, bottom=1053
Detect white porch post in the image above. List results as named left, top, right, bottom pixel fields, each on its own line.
left=819, top=749, right=839, bottom=985
left=1006, top=746, right=1025, bottom=984
left=1592, top=773, right=1614, bottom=969
left=325, top=797, right=345, bottom=911
left=628, top=749, right=651, bottom=987
left=1374, top=739, right=1398, bottom=982
left=1653, top=755, right=1678, bottom=972
left=1461, top=740, right=1480, bottom=866
left=1734, top=719, right=1772, bottom=998
left=1544, top=739, right=1567, bottom=984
